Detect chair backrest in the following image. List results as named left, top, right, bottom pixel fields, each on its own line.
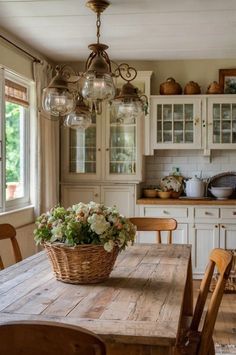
left=189, top=248, right=233, bottom=355
left=129, top=217, right=177, bottom=244
left=0, top=320, right=106, bottom=355
left=0, top=223, right=22, bottom=270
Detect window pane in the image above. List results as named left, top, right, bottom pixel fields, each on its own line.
left=5, top=102, right=25, bottom=201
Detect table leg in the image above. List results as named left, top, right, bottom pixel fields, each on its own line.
left=182, top=255, right=193, bottom=317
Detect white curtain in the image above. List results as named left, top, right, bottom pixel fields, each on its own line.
left=33, top=61, right=60, bottom=215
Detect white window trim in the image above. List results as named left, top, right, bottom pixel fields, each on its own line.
left=0, top=67, right=36, bottom=221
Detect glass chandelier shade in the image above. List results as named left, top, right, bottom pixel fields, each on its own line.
left=110, top=81, right=147, bottom=123
left=42, top=68, right=75, bottom=117
left=64, top=96, right=92, bottom=130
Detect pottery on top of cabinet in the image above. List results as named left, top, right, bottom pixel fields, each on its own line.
left=160, top=78, right=182, bottom=95
left=184, top=81, right=201, bottom=95
left=206, top=81, right=223, bottom=94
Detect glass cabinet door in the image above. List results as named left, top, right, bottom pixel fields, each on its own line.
left=156, top=103, right=194, bottom=144
left=108, top=114, right=137, bottom=176
left=69, top=114, right=97, bottom=175
left=212, top=103, right=236, bottom=144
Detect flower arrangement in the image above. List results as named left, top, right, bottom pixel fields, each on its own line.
left=34, top=201, right=136, bottom=252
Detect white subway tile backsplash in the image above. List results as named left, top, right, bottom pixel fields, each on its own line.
left=144, top=149, right=236, bottom=185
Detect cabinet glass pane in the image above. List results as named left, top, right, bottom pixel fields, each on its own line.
left=69, top=124, right=96, bottom=174
left=156, top=103, right=194, bottom=144
left=212, top=103, right=236, bottom=144
left=109, top=119, right=136, bottom=175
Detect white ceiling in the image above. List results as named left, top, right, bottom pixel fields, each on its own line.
left=0, top=0, right=236, bottom=62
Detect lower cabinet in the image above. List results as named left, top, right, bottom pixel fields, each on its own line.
left=137, top=223, right=188, bottom=244
left=61, top=184, right=135, bottom=217
left=138, top=204, right=236, bottom=279
left=189, top=223, right=220, bottom=278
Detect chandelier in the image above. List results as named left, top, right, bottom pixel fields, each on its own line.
left=42, top=0, right=147, bottom=129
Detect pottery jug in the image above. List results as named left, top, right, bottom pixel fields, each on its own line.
left=185, top=176, right=205, bottom=198
left=184, top=81, right=201, bottom=95
left=160, top=78, right=182, bottom=95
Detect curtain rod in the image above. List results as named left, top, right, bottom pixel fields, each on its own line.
left=0, top=34, right=42, bottom=63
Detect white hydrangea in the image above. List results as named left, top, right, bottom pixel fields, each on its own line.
left=104, top=240, right=115, bottom=252
left=88, top=214, right=110, bottom=235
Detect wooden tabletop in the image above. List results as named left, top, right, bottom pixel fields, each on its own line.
left=0, top=244, right=192, bottom=353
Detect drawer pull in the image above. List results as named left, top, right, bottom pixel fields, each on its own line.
left=205, top=211, right=211, bottom=215
left=163, top=210, right=169, bottom=215
left=233, top=212, right=236, bottom=216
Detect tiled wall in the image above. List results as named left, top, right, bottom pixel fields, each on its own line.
left=145, top=149, right=236, bottom=186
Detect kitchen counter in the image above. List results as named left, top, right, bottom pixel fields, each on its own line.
left=137, top=198, right=236, bottom=205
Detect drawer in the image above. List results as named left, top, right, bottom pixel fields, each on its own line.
left=194, top=207, right=219, bottom=219
left=144, top=207, right=188, bottom=218
left=221, top=208, right=236, bottom=219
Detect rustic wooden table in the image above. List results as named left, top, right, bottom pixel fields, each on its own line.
left=0, top=244, right=193, bottom=355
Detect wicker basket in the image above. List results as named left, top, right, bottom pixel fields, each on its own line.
left=44, top=243, right=119, bottom=284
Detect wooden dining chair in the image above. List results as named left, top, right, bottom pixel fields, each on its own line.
left=129, top=217, right=177, bottom=244
left=0, top=223, right=22, bottom=270
left=0, top=320, right=106, bottom=355
left=175, top=248, right=233, bottom=355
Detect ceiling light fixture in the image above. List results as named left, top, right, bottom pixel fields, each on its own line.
left=42, top=0, right=148, bottom=128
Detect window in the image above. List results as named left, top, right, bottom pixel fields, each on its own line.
left=0, top=68, right=33, bottom=211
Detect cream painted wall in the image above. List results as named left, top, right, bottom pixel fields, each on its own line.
left=65, top=58, right=236, bottom=94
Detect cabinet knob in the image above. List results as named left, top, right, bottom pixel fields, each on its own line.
left=106, top=148, right=109, bottom=151
left=202, top=119, right=206, bottom=128
left=221, top=225, right=225, bottom=229
left=215, top=225, right=218, bottom=228
left=233, top=212, right=236, bottom=216
left=98, top=148, right=101, bottom=151
left=94, top=193, right=99, bottom=197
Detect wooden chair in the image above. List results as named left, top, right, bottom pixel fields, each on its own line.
left=0, top=223, right=22, bottom=270
left=175, top=248, right=233, bottom=355
left=0, top=320, right=106, bottom=355
left=129, top=217, right=177, bottom=244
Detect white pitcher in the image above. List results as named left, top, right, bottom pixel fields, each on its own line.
left=185, top=176, right=205, bottom=198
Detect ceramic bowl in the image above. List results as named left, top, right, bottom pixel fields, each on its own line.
left=143, top=189, right=158, bottom=198
left=157, top=191, right=172, bottom=199
left=209, top=186, right=233, bottom=199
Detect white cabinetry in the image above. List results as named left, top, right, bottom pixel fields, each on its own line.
left=61, top=184, right=135, bottom=217
left=150, top=94, right=236, bottom=151
left=138, top=205, right=189, bottom=244
left=151, top=96, right=203, bottom=150
left=138, top=204, right=236, bottom=278
left=189, top=223, right=220, bottom=277
left=61, top=71, right=152, bottom=184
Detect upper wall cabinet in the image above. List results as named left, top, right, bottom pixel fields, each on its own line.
left=151, top=96, right=203, bottom=150
left=60, top=71, right=152, bottom=183
left=207, top=95, right=236, bottom=149
left=150, top=94, right=236, bottom=152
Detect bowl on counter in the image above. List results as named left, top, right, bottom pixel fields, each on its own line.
left=157, top=191, right=172, bottom=199
left=143, top=189, right=158, bottom=198
left=209, top=186, right=233, bottom=199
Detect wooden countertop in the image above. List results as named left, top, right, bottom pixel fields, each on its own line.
left=137, top=198, right=236, bottom=205
left=0, top=244, right=192, bottom=354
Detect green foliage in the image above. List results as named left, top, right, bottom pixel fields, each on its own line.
left=5, top=102, right=21, bottom=183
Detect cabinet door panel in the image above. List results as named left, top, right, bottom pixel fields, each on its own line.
left=137, top=224, right=188, bottom=244
left=101, top=185, right=135, bottom=217
left=61, top=186, right=100, bottom=208
left=189, top=223, right=220, bottom=278
left=220, top=224, right=236, bottom=249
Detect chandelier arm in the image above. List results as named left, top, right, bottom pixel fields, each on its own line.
left=85, top=51, right=97, bottom=71
left=100, top=51, right=112, bottom=72
left=117, top=63, right=138, bottom=83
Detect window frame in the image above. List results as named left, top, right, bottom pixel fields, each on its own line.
left=0, top=67, right=34, bottom=212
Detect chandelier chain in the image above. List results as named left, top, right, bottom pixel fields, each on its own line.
left=96, top=12, right=101, bottom=44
